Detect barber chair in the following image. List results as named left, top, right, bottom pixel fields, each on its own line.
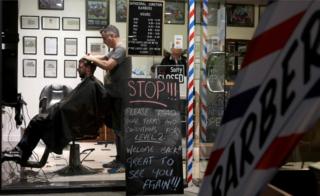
left=22, top=84, right=98, bottom=176
left=39, top=84, right=73, bottom=114
left=41, top=84, right=99, bottom=176
left=19, top=84, right=73, bottom=168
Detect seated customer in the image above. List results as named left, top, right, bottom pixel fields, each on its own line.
left=1, top=59, right=107, bottom=165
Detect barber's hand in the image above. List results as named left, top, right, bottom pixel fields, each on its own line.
left=82, top=54, right=93, bottom=61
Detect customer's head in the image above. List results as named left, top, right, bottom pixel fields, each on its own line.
left=78, top=58, right=96, bottom=78
left=100, top=25, right=120, bottom=48
left=171, top=43, right=183, bottom=59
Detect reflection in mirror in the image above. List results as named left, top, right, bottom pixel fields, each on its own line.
left=206, top=52, right=225, bottom=92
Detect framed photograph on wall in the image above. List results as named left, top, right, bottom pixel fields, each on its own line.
left=39, top=0, right=64, bottom=10
left=116, top=0, right=127, bottom=22
left=44, top=37, right=58, bottom=55
left=62, top=17, right=80, bottom=31
left=207, top=3, right=218, bottom=26
left=64, top=38, right=78, bottom=56
left=23, top=59, right=37, bottom=77
left=23, top=36, right=37, bottom=54
left=44, top=59, right=57, bottom=78
left=64, top=60, right=77, bottom=78
left=21, top=15, right=39, bottom=29
left=86, top=0, right=109, bottom=30
left=226, top=4, right=254, bottom=27
left=164, top=0, right=185, bottom=24
left=86, top=36, right=107, bottom=55
left=41, top=16, right=60, bottom=30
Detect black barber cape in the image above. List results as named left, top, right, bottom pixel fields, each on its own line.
left=40, top=76, right=106, bottom=154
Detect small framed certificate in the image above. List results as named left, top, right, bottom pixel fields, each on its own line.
left=23, top=36, right=37, bottom=54
left=86, top=36, right=107, bottom=55
left=41, top=16, right=60, bottom=30
left=44, top=37, right=58, bottom=55
left=64, top=60, right=77, bottom=78
left=64, top=38, right=78, bottom=56
left=23, top=59, right=37, bottom=77
left=21, top=15, right=39, bottom=29
left=62, top=17, right=80, bottom=31
left=44, top=59, right=57, bottom=78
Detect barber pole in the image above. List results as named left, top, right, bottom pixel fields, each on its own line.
left=200, top=0, right=320, bottom=195
left=200, top=0, right=208, bottom=158
left=187, top=0, right=195, bottom=185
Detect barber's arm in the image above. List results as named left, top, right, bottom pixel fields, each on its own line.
left=82, top=54, right=117, bottom=71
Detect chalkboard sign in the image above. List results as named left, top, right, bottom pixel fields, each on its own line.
left=124, top=79, right=183, bottom=195
left=155, top=65, right=185, bottom=83
left=127, top=0, right=163, bottom=56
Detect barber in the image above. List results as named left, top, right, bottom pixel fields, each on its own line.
left=82, top=25, right=132, bottom=174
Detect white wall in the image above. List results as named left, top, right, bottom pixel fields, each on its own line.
left=18, top=0, right=189, bottom=119
left=18, top=0, right=257, bottom=119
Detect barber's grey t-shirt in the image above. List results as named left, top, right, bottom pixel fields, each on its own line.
left=104, top=45, right=132, bottom=97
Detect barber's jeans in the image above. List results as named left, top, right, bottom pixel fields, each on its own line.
left=114, top=129, right=125, bottom=164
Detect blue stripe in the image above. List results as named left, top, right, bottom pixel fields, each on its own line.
left=221, top=86, right=260, bottom=124
left=188, top=139, right=193, bottom=148
left=188, top=90, right=194, bottom=100
left=189, top=43, right=195, bottom=53
left=189, top=20, right=195, bottom=30
left=188, top=162, right=193, bottom=170
left=188, top=68, right=194, bottom=77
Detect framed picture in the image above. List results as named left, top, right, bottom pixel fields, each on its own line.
left=39, top=0, right=64, bottom=10
left=86, top=37, right=107, bottom=55
left=64, top=60, right=77, bottom=78
left=21, top=15, right=39, bottom=29
left=116, top=0, right=127, bottom=22
left=44, top=37, right=58, bottom=55
left=86, top=0, right=109, bottom=30
left=41, top=16, right=60, bottom=30
left=64, top=38, right=78, bottom=56
left=195, top=2, right=218, bottom=25
left=164, top=0, right=185, bottom=24
left=23, top=59, right=37, bottom=77
left=62, top=17, right=80, bottom=31
left=208, top=3, right=218, bottom=26
left=44, top=59, right=57, bottom=78
left=226, top=4, right=254, bottom=27
left=23, top=36, right=37, bottom=54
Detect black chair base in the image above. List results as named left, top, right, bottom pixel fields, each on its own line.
left=55, top=164, right=98, bottom=176
left=55, top=142, right=97, bottom=176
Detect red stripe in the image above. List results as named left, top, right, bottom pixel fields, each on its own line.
left=188, top=80, right=194, bottom=90
left=241, top=11, right=305, bottom=68
left=188, top=56, right=195, bottom=66
left=187, top=151, right=193, bottom=159
left=189, top=31, right=195, bottom=40
left=256, top=133, right=304, bottom=169
left=188, top=104, right=193, bottom=113
left=204, top=148, right=224, bottom=176
left=187, top=175, right=192, bottom=183
left=188, top=129, right=193, bottom=138
left=189, top=9, right=195, bottom=18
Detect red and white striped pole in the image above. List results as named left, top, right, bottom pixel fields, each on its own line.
left=187, top=0, right=195, bottom=185
left=200, top=0, right=208, bottom=159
